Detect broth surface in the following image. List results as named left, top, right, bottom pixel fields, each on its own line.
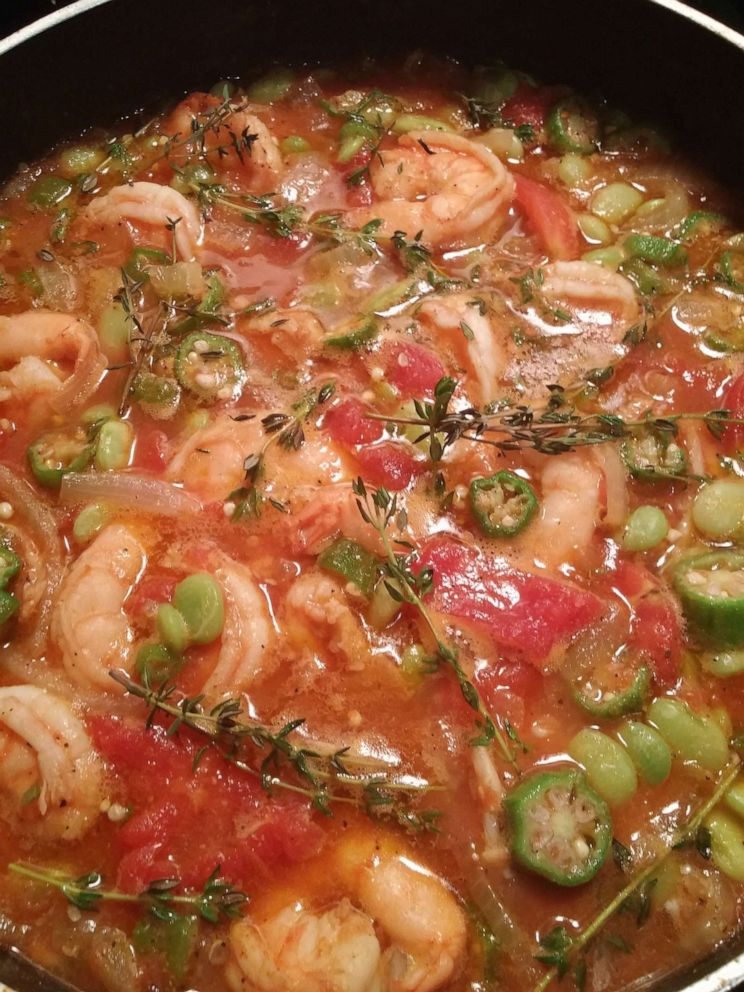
left=0, top=59, right=744, bottom=992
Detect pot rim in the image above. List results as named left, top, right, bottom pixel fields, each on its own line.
left=1, top=0, right=743, bottom=56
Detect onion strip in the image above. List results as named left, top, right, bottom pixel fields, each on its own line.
left=60, top=472, right=202, bottom=516
left=0, top=463, right=63, bottom=653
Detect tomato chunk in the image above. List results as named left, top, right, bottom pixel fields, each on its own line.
left=418, top=538, right=603, bottom=661
left=629, top=596, right=682, bottom=688
left=383, top=342, right=446, bottom=397
left=513, top=174, right=580, bottom=261
left=133, top=428, right=168, bottom=473
left=324, top=398, right=383, bottom=446
left=356, top=442, right=419, bottom=490
left=89, top=717, right=325, bottom=892
left=501, top=85, right=554, bottom=134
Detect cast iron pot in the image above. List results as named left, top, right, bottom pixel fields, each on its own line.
left=0, top=1, right=743, bottom=990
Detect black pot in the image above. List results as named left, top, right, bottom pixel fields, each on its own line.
left=0, top=1, right=743, bottom=990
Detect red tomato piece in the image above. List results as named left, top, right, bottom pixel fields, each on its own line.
left=324, top=399, right=384, bottom=446
left=125, top=571, right=180, bottom=619
left=721, top=372, right=744, bottom=453
left=629, top=596, right=682, bottom=688
left=89, top=717, right=325, bottom=892
left=513, top=174, right=580, bottom=261
left=501, top=85, right=554, bottom=134
left=356, top=443, right=419, bottom=490
left=383, top=342, right=446, bottom=397
left=417, top=538, right=603, bottom=661
left=133, top=428, right=169, bottom=473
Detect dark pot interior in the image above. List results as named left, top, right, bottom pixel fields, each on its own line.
left=0, top=2, right=743, bottom=990
left=0, top=0, right=743, bottom=190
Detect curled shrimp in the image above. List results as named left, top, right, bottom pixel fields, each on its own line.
left=226, top=899, right=380, bottom=992
left=84, top=181, right=202, bottom=260
left=346, top=131, right=514, bottom=249
left=517, top=451, right=607, bottom=570
left=502, top=260, right=640, bottom=401
left=283, top=570, right=370, bottom=670
left=202, top=553, right=272, bottom=699
left=0, top=685, right=103, bottom=840
left=166, top=93, right=282, bottom=180
left=166, top=415, right=351, bottom=503
left=417, top=293, right=507, bottom=407
left=51, top=524, right=146, bottom=693
left=240, top=306, right=326, bottom=360
left=289, top=485, right=386, bottom=556
left=0, top=310, right=105, bottom=415
left=226, top=831, right=466, bottom=992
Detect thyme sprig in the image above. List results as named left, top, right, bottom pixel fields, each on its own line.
left=531, top=756, right=741, bottom=992
left=113, top=267, right=166, bottom=417
left=371, top=375, right=740, bottom=464
left=352, top=478, right=516, bottom=765
left=229, top=382, right=336, bottom=519
left=8, top=862, right=247, bottom=923
left=109, top=670, right=439, bottom=831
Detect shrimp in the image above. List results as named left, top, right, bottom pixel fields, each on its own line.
left=501, top=260, right=640, bottom=400
left=283, top=571, right=370, bottom=670
left=226, top=832, right=466, bottom=992
left=520, top=452, right=606, bottom=569
left=167, top=93, right=282, bottom=179
left=51, top=524, right=146, bottom=693
left=417, top=293, right=507, bottom=406
left=346, top=131, right=514, bottom=249
left=166, top=414, right=351, bottom=503
left=226, top=900, right=381, bottom=992
left=202, top=554, right=272, bottom=698
left=0, top=310, right=105, bottom=414
left=289, top=485, right=385, bottom=556
left=0, top=685, right=103, bottom=840
left=241, top=306, right=326, bottom=360
left=84, top=182, right=202, bottom=260
left=165, top=413, right=264, bottom=502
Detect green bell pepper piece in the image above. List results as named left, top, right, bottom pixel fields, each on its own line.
left=623, top=234, right=687, bottom=267
left=325, top=318, right=378, bottom=350
left=318, top=538, right=378, bottom=598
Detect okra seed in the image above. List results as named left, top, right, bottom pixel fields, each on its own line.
left=0, top=502, right=13, bottom=520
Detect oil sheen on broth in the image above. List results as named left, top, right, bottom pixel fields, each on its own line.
left=0, top=58, right=743, bottom=992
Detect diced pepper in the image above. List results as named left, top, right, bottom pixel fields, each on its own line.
left=123, top=246, right=170, bottom=283
left=325, top=317, right=378, bottom=349
left=318, top=538, right=378, bottom=598
left=505, top=769, right=611, bottom=886
left=674, top=551, right=744, bottom=648
left=469, top=471, right=538, bottom=538
left=0, top=545, right=21, bottom=589
left=623, top=234, right=687, bottom=267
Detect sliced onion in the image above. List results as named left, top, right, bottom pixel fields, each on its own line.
left=0, top=463, right=63, bottom=652
left=629, top=175, right=690, bottom=235
left=60, top=472, right=202, bottom=516
left=593, top=443, right=629, bottom=529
